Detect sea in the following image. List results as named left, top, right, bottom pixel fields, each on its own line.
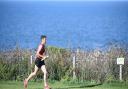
left=0, top=1, right=128, bottom=50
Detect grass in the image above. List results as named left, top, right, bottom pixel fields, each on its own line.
left=0, top=81, right=128, bottom=89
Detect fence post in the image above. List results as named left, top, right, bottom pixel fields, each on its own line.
left=73, top=55, right=76, bottom=79
left=30, top=55, right=33, bottom=72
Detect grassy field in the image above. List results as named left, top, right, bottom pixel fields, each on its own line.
left=0, top=81, right=128, bottom=89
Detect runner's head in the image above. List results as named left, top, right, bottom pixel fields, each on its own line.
left=41, top=35, right=46, bottom=44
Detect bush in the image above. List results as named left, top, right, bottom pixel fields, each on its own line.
left=0, top=44, right=128, bottom=84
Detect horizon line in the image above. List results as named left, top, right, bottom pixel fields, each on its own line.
left=1, top=0, right=128, bottom=2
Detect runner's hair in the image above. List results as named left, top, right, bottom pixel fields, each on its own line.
left=41, top=35, right=46, bottom=39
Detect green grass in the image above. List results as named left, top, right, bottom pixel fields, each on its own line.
left=0, top=81, right=128, bottom=89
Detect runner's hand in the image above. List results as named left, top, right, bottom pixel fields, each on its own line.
left=41, top=55, right=49, bottom=61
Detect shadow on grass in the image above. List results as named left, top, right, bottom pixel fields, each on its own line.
left=69, top=83, right=102, bottom=88
left=36, top=84, right=102, bottom=89
left=51, top=83, right=102, bottom=89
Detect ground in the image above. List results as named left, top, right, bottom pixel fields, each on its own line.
left=0, top=81, right=128, bottom=89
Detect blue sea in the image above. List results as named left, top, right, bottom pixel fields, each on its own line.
left=0, top=1, right=128, bottom=49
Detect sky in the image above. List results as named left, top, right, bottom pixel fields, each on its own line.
left=0, top=0, right=128, bottom=2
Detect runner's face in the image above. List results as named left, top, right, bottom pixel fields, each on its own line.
left=42, top=38, right=46, bottom=44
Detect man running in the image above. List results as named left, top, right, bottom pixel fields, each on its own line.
left=24, top=35, right=50, bottom=89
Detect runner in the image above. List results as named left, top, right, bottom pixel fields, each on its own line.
left=24, top=35, right=50, bottom=89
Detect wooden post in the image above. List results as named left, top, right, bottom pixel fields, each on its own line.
left=119, top=65, right=123, bottom=81
left=30, top=55, right=33, bottom=72
left=30, top=55, right=33, bottom=65
left=73, top=56, right=76, bottom=79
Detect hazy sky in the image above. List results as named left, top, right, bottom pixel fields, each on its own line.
left=1, top=0, right=128, bottom=1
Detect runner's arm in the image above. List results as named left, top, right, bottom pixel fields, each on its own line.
left=36, top=45, right=44, bottom=58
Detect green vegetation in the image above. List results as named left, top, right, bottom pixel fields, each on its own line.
left=0, top=81, right=128, bottom=89
left=0, top=43, right=128, bottom=87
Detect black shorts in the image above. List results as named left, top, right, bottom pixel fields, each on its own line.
left=35, top=58, right=45, bottom=68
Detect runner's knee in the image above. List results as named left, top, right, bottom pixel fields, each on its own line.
left=43, top=71, right=47, bottom=75
left=32, top=72, right=37, bottom=76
